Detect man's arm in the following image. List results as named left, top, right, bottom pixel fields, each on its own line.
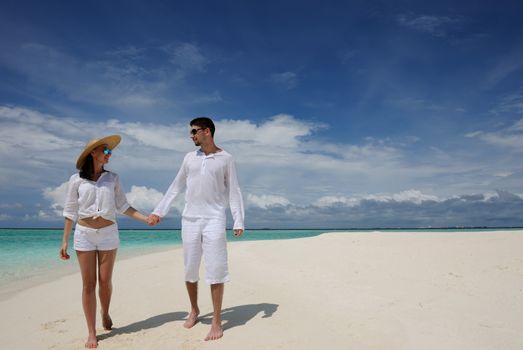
left=149, top=157, right=188, bottom=223
left=227, top=157, right=245, bottom=235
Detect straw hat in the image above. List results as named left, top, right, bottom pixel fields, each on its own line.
left=76, top=135, right=121, bottom=169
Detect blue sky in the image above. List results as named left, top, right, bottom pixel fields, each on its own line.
left=1, top=0, right=523, bottom=228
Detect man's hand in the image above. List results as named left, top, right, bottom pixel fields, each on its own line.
left=147, top=214, right=161, bottom=226
left=233, top=229, right=244, bottom=237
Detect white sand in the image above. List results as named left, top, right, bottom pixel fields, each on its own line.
left=1, top=231, right=522, bottom=350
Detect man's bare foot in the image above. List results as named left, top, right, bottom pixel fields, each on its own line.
left=204, top=323, right=223, bottom=341
left=183, top=309, right=200, bottom=328
left=85, top=334, right=97, bottom=348
left=101, top=313, right=113, bottom=330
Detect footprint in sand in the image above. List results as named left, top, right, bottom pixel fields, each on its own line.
left=42, top=319, right=67, bottom=332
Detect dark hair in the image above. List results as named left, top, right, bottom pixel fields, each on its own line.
left=190, top=117, right=215, bottom=137
left=79, top=154, right=104, bottom=180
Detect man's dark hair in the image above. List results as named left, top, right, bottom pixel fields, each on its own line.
left=190, top=117, right=215, bottom=137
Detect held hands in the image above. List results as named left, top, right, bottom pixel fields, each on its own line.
left=147, top=214, right=161, bottom=226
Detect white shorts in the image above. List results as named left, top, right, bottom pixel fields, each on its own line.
left=74, top=223, right=119, bottom=251
left=181, top=217, right=229, bottom=284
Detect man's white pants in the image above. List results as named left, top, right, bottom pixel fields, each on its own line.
left=181, top=216, right=229, bottom=284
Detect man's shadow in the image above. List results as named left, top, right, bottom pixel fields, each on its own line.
left=97, top=311, right=188, bottom=341
left=199, top=303, right=278, bottom=330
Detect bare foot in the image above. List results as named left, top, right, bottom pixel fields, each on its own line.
left=204, top=323, right=223, bottom=341
left=85, top=334, right=97, bottom=348
left=183, top=309, right=200, bottom=328
left=101, top=313, right=113, bottom=330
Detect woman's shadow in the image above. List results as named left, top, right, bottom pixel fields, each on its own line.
left=98, top=303, right=278, bottom=340
left=199, top=303, right=278, bottom=331
left=97, top=311, right=188, bottom=341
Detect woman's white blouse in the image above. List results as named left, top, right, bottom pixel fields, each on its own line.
left=63, top=171, right=130, bottom=223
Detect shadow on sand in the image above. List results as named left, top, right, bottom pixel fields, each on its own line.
left=199, top=303, right=279, bottom=330
left=97, top=311, right=188, bottom=341
left=98, top=303, right=278, bottom=341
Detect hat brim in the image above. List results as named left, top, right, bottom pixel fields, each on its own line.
left=76, top=135, right=121, bottom=169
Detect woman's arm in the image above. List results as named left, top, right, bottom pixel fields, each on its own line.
left=60, top=218, right=73, bottom=260
left=123, top=207, right=150, bottom=225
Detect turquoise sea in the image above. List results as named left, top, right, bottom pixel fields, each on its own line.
left=0, top=228, right=333, bottom=288
left=0, top=227, right=520, bottom=298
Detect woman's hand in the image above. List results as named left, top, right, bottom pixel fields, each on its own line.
left=60, top=242, right=70, bottom=260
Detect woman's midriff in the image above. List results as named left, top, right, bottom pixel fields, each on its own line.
left=78, top=217, right=114, bottom=229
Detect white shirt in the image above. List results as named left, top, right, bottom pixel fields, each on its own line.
left=153, top=149, right=245, bottom=229
left=63, top=171, right=130, bottom=223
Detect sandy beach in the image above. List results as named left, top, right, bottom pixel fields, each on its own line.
left=1, top=230, right=522, bottom=350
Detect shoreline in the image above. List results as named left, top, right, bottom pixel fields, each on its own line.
left=1, top=230, right=523, bottom=349
left=0, top=244, right=183, bottom=302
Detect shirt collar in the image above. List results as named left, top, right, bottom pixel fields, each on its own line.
left=196, top=149, right=225, bottom=158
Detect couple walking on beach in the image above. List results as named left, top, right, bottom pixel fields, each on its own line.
left=59, top=117, right=245, bottom=348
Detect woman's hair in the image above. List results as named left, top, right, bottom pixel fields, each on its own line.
left=79, top=154, right=104, bottom=180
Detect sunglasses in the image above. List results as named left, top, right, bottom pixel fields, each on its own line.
left=103, top=147, right=112, bottom=155
left=190, top=127, right=205, bottom=135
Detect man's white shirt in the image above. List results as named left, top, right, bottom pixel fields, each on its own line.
left=152, top=149, right=245, bottom=230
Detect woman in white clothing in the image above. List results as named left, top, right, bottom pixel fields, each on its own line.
left=59, top=135, right=150, bottom=349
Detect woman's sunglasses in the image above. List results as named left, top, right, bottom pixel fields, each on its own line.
left=103, top=147, right=112, bottom=155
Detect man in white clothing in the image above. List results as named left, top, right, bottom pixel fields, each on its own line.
left=148, top=117, right=244, bottom=341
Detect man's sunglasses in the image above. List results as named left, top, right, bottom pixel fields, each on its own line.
left=190, top=127, right=205, bottom=135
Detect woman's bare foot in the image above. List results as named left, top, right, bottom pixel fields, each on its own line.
left=204, top=322, right=223, bottom=341
left=183, top=309, right=200, bottom=328
left=85, top=333, right=97, bottom=348
left=101, top=313, right=113, bottom=330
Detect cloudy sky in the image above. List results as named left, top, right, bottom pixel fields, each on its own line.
left=1, top=0, right=523, bottom=229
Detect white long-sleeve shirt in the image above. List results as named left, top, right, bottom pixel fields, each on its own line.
left=153, top=149, right=245, bottom=229
left=63, top=171, right=130, bottom=223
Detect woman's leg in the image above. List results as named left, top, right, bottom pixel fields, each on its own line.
left=97, top=249, right=117, bottom=330
left=76, top=250, right=98, bottom=348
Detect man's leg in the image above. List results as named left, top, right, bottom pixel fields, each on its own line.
left=181, top=218, right=203, bottom=328
left=205, top=283, right=224, bottom=341
left=202, top=218, right=228, bottom=341
left=184, top=281, right=200, bottom=328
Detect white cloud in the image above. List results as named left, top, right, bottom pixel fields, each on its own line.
left=166, top=42, right=209, bottom=74
left=510, top=118, right=523, bottom=131
left=126, top=185, right=181, bottom=213
left=41, top=182, right=183, bottom=219
left=247, top=194, right=291, bottom=209
left=271, top=71, right=298, bottom=90
left=314, top=196, right=360, bottom=208
left=42, top=181, right=69, bottom=215
left=465, top=131, right=483, bottom=138
left=484, top=50, right=523, bottom=88
left=0, top=213, right=12, bottom=221
left=245, top=190, right=523, bottom=228
left=466, top=118, right=523, bottom=151
left=369, top=190, right=441, bottom=204
left=493, top=172, right=513, bottom=178
left=3, top=104, right=523, bottom=227
left=315, top=190, right=441, bottom=207
left=397, top=14, right=463, bottom=37
left=0, top=203, right=23, bottom=209
left=0, top=42, right=219, bottom=113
